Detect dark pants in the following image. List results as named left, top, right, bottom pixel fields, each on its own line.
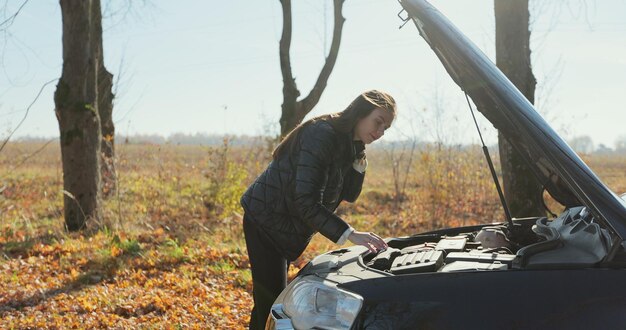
left=243, top=214, right=289, bottom=330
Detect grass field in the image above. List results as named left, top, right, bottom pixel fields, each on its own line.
left=1, top=141, right=625, bottom=329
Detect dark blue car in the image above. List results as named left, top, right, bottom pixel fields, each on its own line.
left=267, top=0, right=626, bottom=329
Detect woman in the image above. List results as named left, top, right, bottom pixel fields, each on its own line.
left=240, top=90, right=396, bottom=329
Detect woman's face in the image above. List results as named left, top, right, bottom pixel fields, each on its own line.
left=353, top=107, right=394, bottom=144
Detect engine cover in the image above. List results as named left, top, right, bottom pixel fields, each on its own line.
left=390, top=250, right=444, bottom=274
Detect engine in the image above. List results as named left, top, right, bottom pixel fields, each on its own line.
left=365, top=226, right=516, bottom=274
left=364, top=207, right=612, bottom=274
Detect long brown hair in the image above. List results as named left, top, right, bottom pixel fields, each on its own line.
left=272, top=90, right=396, bottom=160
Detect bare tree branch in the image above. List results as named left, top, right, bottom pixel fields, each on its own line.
left=0, top=78, right=58, bottom=154
left=279, top=0, right=300, bottom=104
left=0, top=0, right=29, bottom=31
left=8, top=138, right=55, bottom=172
left=278, top=0, right=346, bottom=136
left=101, top=0, right=153, bottom=31
left=300, top=0, right=345, bottom=112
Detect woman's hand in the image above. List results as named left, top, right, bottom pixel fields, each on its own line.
left=348, top=230, right=388, bottom=253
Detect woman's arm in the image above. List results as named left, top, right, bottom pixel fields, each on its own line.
left=293, top=122, right=350, bottom=243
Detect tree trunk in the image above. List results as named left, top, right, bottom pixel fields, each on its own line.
left=495, top=0, right=544, bottom=217
left=278, top=0, right=345, bottom=137
left=54, top=0, right=103, bottom=231
left=98, top=45, right=116, bottom=196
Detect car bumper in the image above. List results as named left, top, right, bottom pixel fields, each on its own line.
left=265, top=304, right=295, bottom=330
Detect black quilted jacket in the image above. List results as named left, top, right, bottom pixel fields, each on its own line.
left=240, top=120, right=365, bottom=261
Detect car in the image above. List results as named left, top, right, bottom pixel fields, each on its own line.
left=266, top=0, right=626, bottom=329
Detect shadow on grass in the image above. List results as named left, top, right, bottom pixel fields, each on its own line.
left=0, top=232, right=59, bottom=259
left=0, top=247, right=188, bottom=315
left=0, top=210, right=240, bottom=316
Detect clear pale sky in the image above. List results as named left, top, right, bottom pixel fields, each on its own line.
left=1, top=0, right=625, bottom=147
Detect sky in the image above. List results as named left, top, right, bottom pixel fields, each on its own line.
left=1, top=0, right=625, bottom=147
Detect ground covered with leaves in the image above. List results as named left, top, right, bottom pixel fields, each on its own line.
left=1, top=142, right=625, bottom=329
left=1, top=228, right=252, bottom=328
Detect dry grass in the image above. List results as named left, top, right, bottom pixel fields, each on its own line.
left=1, top=141, right=624, bottom=328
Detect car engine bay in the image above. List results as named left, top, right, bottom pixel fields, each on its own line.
left=363, top=206, right=615, bottom=274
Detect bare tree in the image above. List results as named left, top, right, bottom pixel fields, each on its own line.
left=98, top=42, right=115, bottom=196
left=615, top=135, right=626, bottom=154
left=0, top=0, right=30, bottom=32
left=385, top=131, right=418, bottom=208
left=98, top=0, right=152, bottom=196
left=278, top=0, right=345, bottom=137
left=495, top=0, right=544, bottom=217
left=569, top=135, right=594, bottom=154
left=1, top=2, right=114, bottom=191
left=54, top=0, right=108, bottom=231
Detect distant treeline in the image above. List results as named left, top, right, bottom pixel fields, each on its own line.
left=11, top=133, right=626, bottom=155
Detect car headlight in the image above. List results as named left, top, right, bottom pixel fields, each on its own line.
left=282, top=277, right=363, bottom=329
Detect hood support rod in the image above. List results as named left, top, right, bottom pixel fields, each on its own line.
left=464, top=92, right=514, bottom=228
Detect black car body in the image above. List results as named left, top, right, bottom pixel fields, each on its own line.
left=266, top=0, right=626, bottom=329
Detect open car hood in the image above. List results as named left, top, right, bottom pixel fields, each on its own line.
left=400, top=0, right=626, bottom=239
